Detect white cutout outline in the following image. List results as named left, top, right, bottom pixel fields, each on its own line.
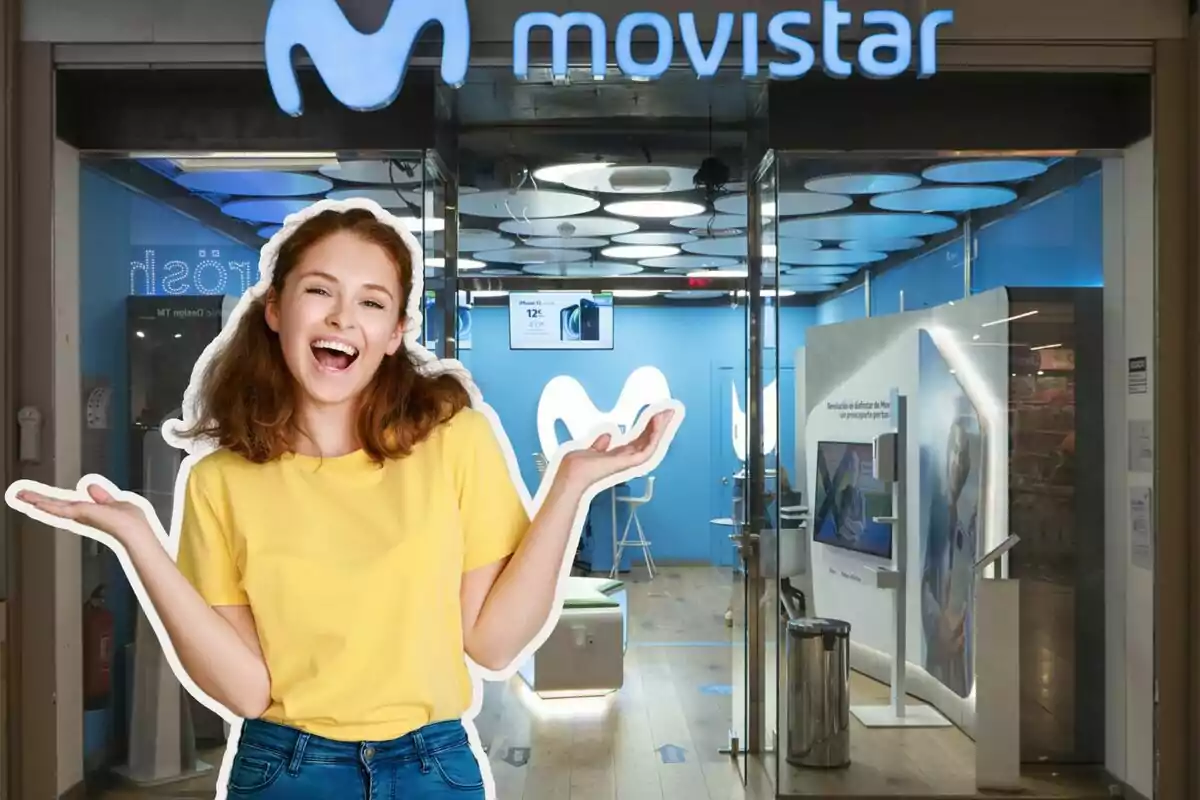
left=5, top=197, right=684, bottom=800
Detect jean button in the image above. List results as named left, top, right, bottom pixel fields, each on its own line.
left=364, top=746, right=375, bottom=759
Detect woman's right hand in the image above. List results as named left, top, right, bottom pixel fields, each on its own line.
left=13, top=482, right=154, bottom=547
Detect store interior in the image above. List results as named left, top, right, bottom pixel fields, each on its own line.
left=71, top=107, right=1135, bottom=798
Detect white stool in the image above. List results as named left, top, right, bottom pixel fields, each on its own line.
left=611, top=477, right=656, bottom=579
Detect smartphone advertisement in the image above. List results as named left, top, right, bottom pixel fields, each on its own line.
left=509, top=291, right=614, bottom=350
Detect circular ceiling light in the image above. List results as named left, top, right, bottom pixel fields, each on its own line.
left=779, top=212, right=958, bottom=240
left=602, top=244, right=680, bottom=260
left=664, top=290, right=727, bottom=300
left=784, top=267, right=860, bottom=278
left=458, top=233, right=514, bottom=252
left=562, top=165, right=698, bottom=194
left=462, top=189, right=600, bottom=220
left=398, top=216, right=445, bottom=234
left=612, top=232, right=698, bottom=246
left=424, top=257, right=486, bottom=270
left=606, top=199, right=706, bottom=219
left=690, top=268, right=748, bottom=278
left=771, top=238, right=823, bottom=262
left=221, top=198, right=315, bottom=224
left=715, top=191, right=853, bottom=217
left=319, top=159, right=422, bottom=185
left=533, top=161, right=615, bottom=184
left=612, top=289, right=663, bottom=298
left=325, top=187, right=412, bottom=207
left=522, top=262, right=644, bottom=277
left=682, top=236, right=748, bottom=258
left=922, top=159, right=1048, bottom=184
left=640, top=255, right=741, bottom=270
left=499, top=216, right=639, bottom=238
left=783, top=249, right=888, bottom=266
left=736, top=289, right=796, bottom=298
left=671, top=213, right=747, bottom=231
left=804, top=172, right=922, bottom=195
left=840, top=237, right=924, bottom=252
left=397, top=186, right=480, bottom=207
left=473, top=247, right=590, bottom=265
left=480, top=268, right=524, bottom=276
left=176, top=171, right=332, bottom=197
left=258, top=225, right=282, bottom=238
left=524, top=237, right=609, bottom=249
left=870, top=186, right=1018, bottom=213
left=468, top=290, right=510, bottom=298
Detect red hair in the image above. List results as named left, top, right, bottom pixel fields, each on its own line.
left=179, top=208, right=469, bottom=463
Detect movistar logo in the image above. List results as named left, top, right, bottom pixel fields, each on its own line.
left=264, top=0, right=470, bottom=117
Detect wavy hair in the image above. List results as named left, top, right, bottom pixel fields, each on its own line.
left=178, top=208, right=469, bottom=463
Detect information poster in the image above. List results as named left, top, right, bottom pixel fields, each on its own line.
left=509, top=291, right=614, bottom=350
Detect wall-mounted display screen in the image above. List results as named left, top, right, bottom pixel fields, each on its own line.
left=509, top=291, right=614, bottom=350
left=812, top=440, right=894, bottom=559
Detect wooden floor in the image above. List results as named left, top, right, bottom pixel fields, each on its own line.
left=92, top=566, right=1113, bottom=800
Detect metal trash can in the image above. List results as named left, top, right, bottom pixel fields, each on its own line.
left=785, top=617, right=851, bottom=769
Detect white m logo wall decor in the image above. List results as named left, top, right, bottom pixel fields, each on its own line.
left=537, top=367, right=673, bottom=459
left=265, top=0, right=471, bottom=116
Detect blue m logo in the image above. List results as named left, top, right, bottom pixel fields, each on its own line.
left=264, top=0, right=471, bottom=116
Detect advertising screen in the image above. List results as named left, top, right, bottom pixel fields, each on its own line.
left=509, top=291, right=614, bottom=351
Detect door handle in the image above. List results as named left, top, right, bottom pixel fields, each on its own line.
left=721, top=476, right=730, bottom=485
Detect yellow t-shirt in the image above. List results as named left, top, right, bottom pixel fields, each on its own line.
left=174, top=407, right=530, bottom=742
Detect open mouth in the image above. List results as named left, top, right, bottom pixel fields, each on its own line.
left=311, top=339, right=360, bottom=372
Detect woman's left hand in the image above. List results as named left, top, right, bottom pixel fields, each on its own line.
left=558, top=408, right=676, bottom=490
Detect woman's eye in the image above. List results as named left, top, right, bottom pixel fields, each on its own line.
left=363, top=300, right=385, bottom=310
left=305, top=287, right=330, bottom=296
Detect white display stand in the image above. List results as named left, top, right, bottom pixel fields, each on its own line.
left=973, top=536, right=1022, bottom=791
left=850, top=392, right=951, bottom=729
left=112, top=419, right=214, bottom=786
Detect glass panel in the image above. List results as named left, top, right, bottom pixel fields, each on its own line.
left=772, top=151, right=1128, bottom=798
left=76, top=149, right=429, bottom=779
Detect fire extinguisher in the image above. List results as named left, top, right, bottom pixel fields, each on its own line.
left=83, top=584, right=115, bottom=711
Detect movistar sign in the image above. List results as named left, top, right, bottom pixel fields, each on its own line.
left=265, top=0, right=953, bottom=116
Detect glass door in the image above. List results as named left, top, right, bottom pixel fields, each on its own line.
left=728, top=149, right=782, bottom=782
left=419, top=149, right=457, bottom=359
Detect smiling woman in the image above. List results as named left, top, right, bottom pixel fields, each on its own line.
left=181, top=209, right=472, bottom=463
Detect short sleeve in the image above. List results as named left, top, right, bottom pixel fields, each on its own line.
left=175, top=464, right=249, bottom=607
left=450, top=409, right=531, bottom=572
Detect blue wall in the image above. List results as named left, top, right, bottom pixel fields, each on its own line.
left=80, top=168, right=258, bottom=764
left=460, top=304, right=814, bottom=572
left=817, top=171, right=1104, bottom=324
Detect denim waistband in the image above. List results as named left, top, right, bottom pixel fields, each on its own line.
left=236, top=718, right=470, bottom=764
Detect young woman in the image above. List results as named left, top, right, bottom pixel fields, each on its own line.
left=9, top=200, right=679, bottom=799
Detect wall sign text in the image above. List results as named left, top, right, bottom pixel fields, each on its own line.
left=265, top=0, right=953, bottom=116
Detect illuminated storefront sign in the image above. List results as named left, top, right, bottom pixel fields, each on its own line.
left=265, top=0, right=953, bottom=116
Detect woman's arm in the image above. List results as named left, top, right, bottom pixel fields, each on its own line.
left=461, top=407, right=676, bottom=671
left=461, top=472, right=587, bottom=671
left=14, top=484, right=272, bottom=718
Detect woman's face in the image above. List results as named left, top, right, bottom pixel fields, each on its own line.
left=266, top=230, right=407, bottom=409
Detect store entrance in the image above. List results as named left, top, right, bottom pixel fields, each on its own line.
left=440, top=69, right=782, bottom=794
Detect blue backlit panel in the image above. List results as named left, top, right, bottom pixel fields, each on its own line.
left=779, top=213, right=958, bottom=240
left=670, top=214, right=746, bottom=231
left=221, top=199, right=316, bottom=224
left=325, top=187, right=411, bottom=207
left=319, top=160, right=422, bottom=185
left=871, top=186, right=1017, bottom=213
left=775, top=238, right=822, bottom=261
left=784, top=267, right=860, bottom=277
left=922, top=159, right=1048, bottom=184
left=475, top=247, right=590, bottom=265
left=840, top=237, right=924, bottom=252
left=682, top=236, right=748, bottom=258
left=782, top=249, right=887, bottom=266
left=715, top=191, right=853, bottom=217
left=258, top=225, right=282, bottom=239
left=175, top=171, right=332, bottom=197
left=640, top=255, right=741, bottom=270
left=499, top=216, right=640, bottom=238
left=522, top=262, right=643, bottom=277
left=804, top=173, right=922, bottom=195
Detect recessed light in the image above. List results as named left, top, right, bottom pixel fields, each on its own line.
left=601, top=245, right=681, bottom=259
left=425, top=257, right=485, bottom=270
left=606, top=200, right=706, bottom=219
left=533, top=162, right=615, bottom=184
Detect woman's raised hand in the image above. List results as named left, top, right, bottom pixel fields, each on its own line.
left=10, top=482, right=155, bottom=547
left=558, top=406, right=679, bottom=490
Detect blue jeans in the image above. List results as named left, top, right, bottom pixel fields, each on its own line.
left=225, top=718, right=486, bottom=799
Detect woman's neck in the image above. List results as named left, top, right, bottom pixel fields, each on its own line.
left=290, top=402, right=360, bottom=458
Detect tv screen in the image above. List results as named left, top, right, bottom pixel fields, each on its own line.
left=509, top=291, right=614, bottom=350
left=812, top=441, right=894, bottom=559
